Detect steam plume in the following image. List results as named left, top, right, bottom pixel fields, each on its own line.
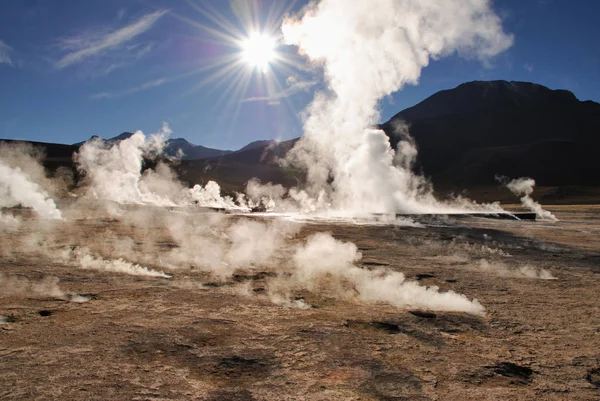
left=283, top=233, right=485, bottom=315
left=282, top=0, right=513, bottom=213
left=501, top=177, right=558, bottom=221
left=74, top=127, right=176, bottom=205
left=68, top=247, right=171, bottom=278
left=478, top=259, right=556, bottom=279
left=0, top=273, right=88, bottom=301
left=0, top=160, right=62, bottom=219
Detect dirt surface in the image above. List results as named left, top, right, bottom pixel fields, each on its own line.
left=1, top=205, right=600, bottom=400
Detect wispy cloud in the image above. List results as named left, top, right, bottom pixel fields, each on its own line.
left=0, top=40, right=14, bottom=67
left=241, top=77, right=318, bottom=104
left=90, top=78, right=168, bottom=99
left=524, top=63, right=534, bottom=72
left=55, top=9, right=167, bottom=69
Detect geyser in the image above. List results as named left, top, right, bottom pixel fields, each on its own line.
left=282, top=0, right=514, bottom=214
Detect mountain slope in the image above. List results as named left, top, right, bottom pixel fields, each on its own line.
left=379, top=80, right=600, bottom=186
left=163, top=138, right=233, bottom=160
left=74, top=133, right=234, bottom=160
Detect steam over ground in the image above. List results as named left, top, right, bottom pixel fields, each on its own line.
left=0, top=0, right=557, bottom=316
left=0, top=125, right=557, bottom=317
left=281, top=0, right=513, bottom=213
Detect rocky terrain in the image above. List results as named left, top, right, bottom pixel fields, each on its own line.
left=1, top=205, right=599, bottom=400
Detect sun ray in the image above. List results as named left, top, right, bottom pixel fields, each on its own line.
left=171, top=0, right=315, bottom=137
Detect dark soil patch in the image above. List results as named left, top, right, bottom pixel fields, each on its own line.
left=203, top=282, right=227, bottom=288
left=38, top=310, right=53, bottom=317
left=361, top=361, right=425, bottom=400
left=232, top=272, right=278, bottom=282
left=586, top=368, right=600, bottom=388
left=490, top=362, right=533, bottom=384
left=409, top=310, right=437, bottom=319
left=205, top=388, right=256, bottom=401
left=215, top=356, right=270, bottom=380
left=362, top=261, right=390, bottom=267
left=369, top=321, right=401, bottom=333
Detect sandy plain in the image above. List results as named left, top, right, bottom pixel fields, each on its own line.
left=1, top=204, right=599, bottom=400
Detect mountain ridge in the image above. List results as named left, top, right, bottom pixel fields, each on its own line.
left=2, top=80, right=600, bottom=203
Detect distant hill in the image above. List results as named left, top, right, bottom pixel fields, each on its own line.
left=0, top=139, right=78, bottom=174
left=3, top=80, right=600, bottom=203
left=237, top=140, right=278, bottom=153
left=379, top=80, right=600, bottom=187
left=75, top=133, right=234, bottom=160
left=177, top=138, right=302, bottom=193
left=163, top=138, right=233, bottom=160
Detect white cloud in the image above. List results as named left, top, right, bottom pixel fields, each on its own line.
left=90, top=78, right=167, bottom=99
left=55, top=9, right=167, bottom=69
left=524, top=63, right=534, bottom=72
left=0, top=40, right=14, bottom=67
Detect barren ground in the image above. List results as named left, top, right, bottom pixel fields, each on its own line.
left=1, top=205, right=600, bottom=400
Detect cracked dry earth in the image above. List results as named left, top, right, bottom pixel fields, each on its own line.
left=1, top=205, right=600, bottom=400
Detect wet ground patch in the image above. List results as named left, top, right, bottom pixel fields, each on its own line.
left=586, top=367, right=600, bottom=388
left=360, top=361, right=427, bottom=400
left=488, top=362, right=534, bottom=384
left=409, top=310, right=437, bottom=319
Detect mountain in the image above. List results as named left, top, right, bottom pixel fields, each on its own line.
left=379, top=80, right=600, bottom=187
left=74, top=133, right=233, bottom=160
left=109, top=132, right=136, bottom=142
left=177, top=138, right=302, bottom=193
left=163, top=138, right=233, bottom=160
left=72, top=132, right=133, bottom=146
left=3, top=80, right=600, bottom=203
left=237, top=140, right=278, bottom=153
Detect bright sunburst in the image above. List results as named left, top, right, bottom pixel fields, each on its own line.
left=241, top=32, right=276, bottom=72
left=171, top=1, right=309, bottom=130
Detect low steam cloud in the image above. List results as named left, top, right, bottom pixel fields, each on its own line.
left=0, top=144, right=63, bottom=219
left=478, top=259, right=556, bottom=280
left=1, top=1, right=559, bottom=320
left=283, top=233, right=485, bottom=315
left=0, top=273, right=89, bottom=302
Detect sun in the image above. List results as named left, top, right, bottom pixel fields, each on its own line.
left=241, top=32, right=276, bottom=72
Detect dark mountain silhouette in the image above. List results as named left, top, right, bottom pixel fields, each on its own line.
left=379, top=80, right=600, bottom=187
left=73, top=132, right=133, bottom=146
left=75, top=132, right=233, bottom=160
left=177, top=139, right=302, bottom=192
left=238, top=140, right=277, bottom=152
left=109, top=132, right=136, bottom=142
left=3, top=80, right=600, bottom=203
left=163, top=138, right=233, bottom=160
left=0, top=139, right=78, bottom=174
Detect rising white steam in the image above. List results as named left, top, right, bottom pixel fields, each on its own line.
left=478, top=259, right=556, bottom=280
left=75, top=126, right=178, bottom=206
left=0, top=160, right=62, bottom=219
left=190, top=181, right=241, bottom=209
left=71, top=247, right=171, bottom=278
left=163, top=212, right=300, bottom=277
left=285, top=232, right=485, bottom=315
left=503, top=177, right=558, bottom=221
left=0, top=273, right=88, bottom=301
left=0, top=212, right=21, bottom=230
left=74, top=125, right=249, bottom=210
left=282, top=0, right=513, bottom=213
left=0, top=273, right=65, bottom=298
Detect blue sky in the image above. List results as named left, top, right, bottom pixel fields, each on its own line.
left=0, top=0, right=599, bottom=150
